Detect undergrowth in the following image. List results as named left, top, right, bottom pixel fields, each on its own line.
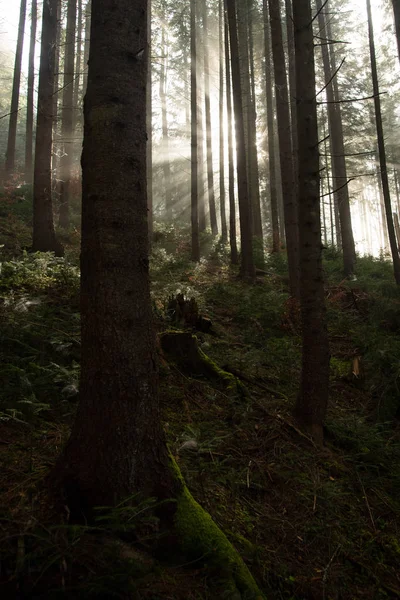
left=0, top=215, right=400, bottom=599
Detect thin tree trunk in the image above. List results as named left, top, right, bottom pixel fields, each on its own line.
left=376, top=163, right=389, bottom=252
left=197, top=4, right=206, bottom=232
left=293, top=0, right=330, bottom=445
left=52, top=0, right=62, bottom=194
left=25, top=0, right=37, bottom=184
left=247, top=0, right=263, bottom=243
left=367, top=0, right=400, bottom=284
left=226, top=0, right=255, bottom=280
left=317, top=1, right=356, bottom=276
left=284, top=0, right=298, bottom=190
left=394, top=169, right=400, bottom=215
left=191, top=0, right=200, bottom=261
left=268, top=0, right=298, bottom=297
left=4, top=0, right=27, bottom=179
left=391, top=0, right=400, bottom=63
left=73, top=0, right=83, bottom=132
left=160, top=4, right=173, bottom=221
left=33, top=0, right=62, bottom=255
left=219, top=0, right=227, bottom=242
left=225, top=6, right=238, bottom=265
left=82, top=1, right=91, bottom=96
left=263, top=0, right=280, bottom=252
left=147, top=0, right=153, bottom=242
left=203, top=0, right=218, bottom=235
left=58, top=0, right=77, bottom=228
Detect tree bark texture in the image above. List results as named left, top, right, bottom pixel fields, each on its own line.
left=160, top=2, right=173, bottom=221
left=147, top=0, right=153, bottom=241
left=219, top=0, right=228, bottom=242
left=262, top=0, right=280, bottom=252
left=58, top=0, right=77, bottom=228
left=82, top=1, right=91, bottom=96
left=268, top=0, right=299, bottom=297
left=203, top=0, right=218, bottom=236
left=320, top=8, right=356, bottom=275
left=191, top=0, right=200, bottom=261
left=226, top=0, right=255, bottom=279
left=224, top=6, right=239, bottom=265
left=367, top=0, right=400, bottom=284
left=25, top=0, right=37, bottom=184
left=391, top=0, right=400, bottom=64
left=32, top=0, right=62, bottom=255
left=5, top=0, right=27, bottom=179
left=54, top=0, right=176, bottom=511
left=293, top=0, right=330, bottom=445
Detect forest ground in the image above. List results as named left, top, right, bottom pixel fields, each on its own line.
left=1, top=185, right=400, bottom=599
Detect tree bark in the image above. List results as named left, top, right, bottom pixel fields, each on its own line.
left=268, top=0, right=299, bottom=297
left=284, top=0, right=298, bottom=191
left=4, top=0, right=27, bottom=180
left=203, top=0, right=218, bottom=236
left=367, top=0, right=400, bottom=284
left=82, top=1, right=91, bottom=96
left=219, top=0, right=228, bottom=242
left=25, top=0, right=37, bottom=184
left=224, top=6, right=239, bottom=265
left=293, top=0, right=330, bottom=445
left=53, top=0, right=176, bottom=511
left=160, top=2, right=173, bottom=221
left=191, top=0, right=200, bottom=261
left=246, top=0, right=263, bottom=244
left=262, top=0, right=280, bottom=253
left=322, top=10, right=356, bottom=275
left=391, top=0, right=400, bottom=64
left=147, top=0, right=153, bottom=241
left=226, top=0, right=255, bottom=279
left=58, top=0, right=77, bottom=228
left=32, top=0, right=62, bottom=255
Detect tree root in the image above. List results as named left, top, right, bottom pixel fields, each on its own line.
left=170, top=454, right=265, bottom=599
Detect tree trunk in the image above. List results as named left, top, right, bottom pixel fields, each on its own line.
left=323, top=11, right=356, bottom=275
left=224, top=6, right=239, bottom=265
left=203, top=0, right=218, bottom=236
left=53, top=0, right=176, bottom=511
left=367, top=0, right=400, bottom=284
left=268, top=0, right=299, bottom=297
left=247, top=0, right=263, bottom=244
left=262, top=0, right=280, bottom=253
left=24, top=0, right=37, bottom=184
left=284, top=0, right=298, bottom=191
left=219, top=0, right=227, bottom=242
left=197, top=5, right=206, bottom=232
left=160, top=3, right=173, bottom=221
left=293, top=0, right=330, bottom=445
left=73, top=0, right=83, bottom=132
left=191, top=0, right=200, bottom=261
left=391, top=0, right=400, bottom=63
left=52, top=0, right=62, bottom=194
left=226, top=0, right=255, bottom=280
left=58, top=0, right=77, bottom=228
left=82, top=1, right=91, bottom=96
left=147, top=0, right=153, bottom=241
left=4, top=0, right=27, bottom=180
left=32, top=0, right=62, bottom=255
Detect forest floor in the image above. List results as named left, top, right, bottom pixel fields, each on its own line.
left=1, top=186, right=400, bottom=599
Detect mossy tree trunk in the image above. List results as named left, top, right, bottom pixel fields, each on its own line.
left=293, top=0, right=330, bottom=444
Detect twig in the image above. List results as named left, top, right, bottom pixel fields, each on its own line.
left=356, top=472, right=376, bottom=533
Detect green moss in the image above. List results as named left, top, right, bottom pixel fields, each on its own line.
left=197, top=345, right=245, bottom=394
left=169, top=455, right=265, bottom=599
